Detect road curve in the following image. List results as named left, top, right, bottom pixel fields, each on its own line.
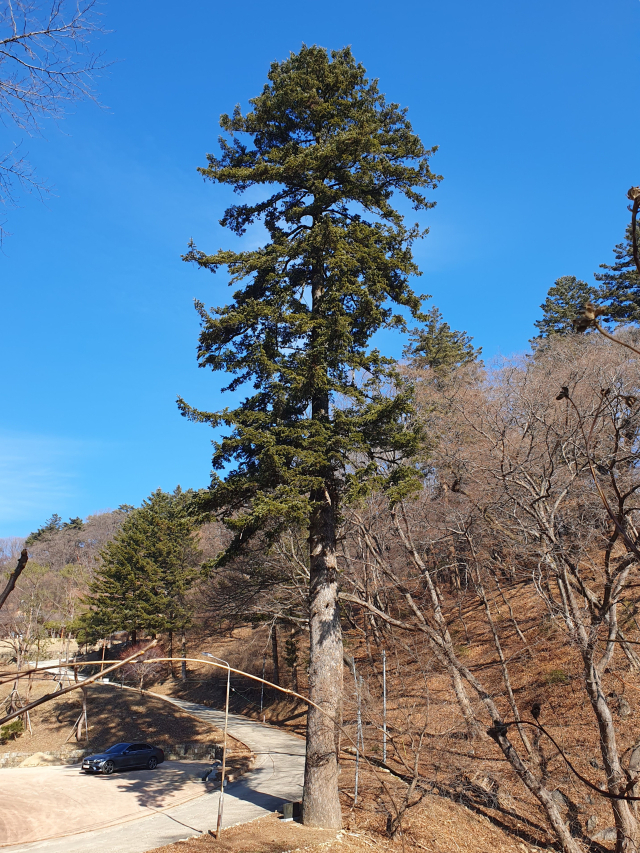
left=0, top=696, right=305, bottom=853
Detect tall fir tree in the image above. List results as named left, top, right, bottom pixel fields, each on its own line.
left=83, top=489, right=201, bottom=645
left=595, top=222, right=640, bottom=323
left=404, top=306, right=481, bottom=374
left=532, top=275, right=598, bottom=341
left=178, top=45, right=440, bottom=827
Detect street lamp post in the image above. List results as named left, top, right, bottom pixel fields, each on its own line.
left=202, top=652, right=230, bottom=839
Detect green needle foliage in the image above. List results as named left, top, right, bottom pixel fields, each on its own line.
left=25, top=514, right=85, bottom=546
left=533, top=227, right=640, bottom=347
left=24, top=514, right=63, bottom=545
left=82, top=489, right=201, bottom=644
left=595, top=222, right=640, bottom=323
left=179, top=44, right=441, bottom=548
left=179, top=44, right=440, bottom=828
left=404, top=306, right=481, bottom=375
left=532, top=275, right=598, bottom=342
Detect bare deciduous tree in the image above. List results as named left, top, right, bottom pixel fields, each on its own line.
left=118, top=642, right=165, bottom=692
left=0, top=0, right=107, bottom=235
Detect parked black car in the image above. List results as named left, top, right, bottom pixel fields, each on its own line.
left=82, top=742, right=165, bottom=775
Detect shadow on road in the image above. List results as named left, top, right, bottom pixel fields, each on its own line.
left=227, top=778, right=290, bottom=814
left=88, top=762, right=213, bottom=811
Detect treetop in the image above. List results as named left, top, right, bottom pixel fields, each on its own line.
left=199, top=44, right=440, bottom=236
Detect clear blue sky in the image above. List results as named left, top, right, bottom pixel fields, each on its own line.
left=1, top=0, right=638, bottom=538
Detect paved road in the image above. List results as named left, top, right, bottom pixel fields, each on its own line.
left=0, top=696, right=305, bottom=853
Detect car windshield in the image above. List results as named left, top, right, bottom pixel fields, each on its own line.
left=105, top=743, right=130, bottom=754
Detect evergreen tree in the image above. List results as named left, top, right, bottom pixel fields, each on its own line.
left=179, top=45, right=440, bottom=827
left=25, top=514, right=85, bottom=546
left=532, top=275, right=598, bottom=341
left=595, top=222, right=640, bottom=323
left=83, top=489, right=201, bottom=644
left=24, top=513, right=63, bottom=546
left=405, top=306, right=481, bottom=373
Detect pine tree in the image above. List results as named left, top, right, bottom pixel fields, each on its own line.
left=83, top=489, right=201, bottom=644
left=595, top=222, right=640, bottom=323
left=24, top=514, right=63, bottom=546
left=532, top=275, right=598, bottom=341
left=405, top=306, right=481, bottom=373
left=178, top=45, right=440, bottom=827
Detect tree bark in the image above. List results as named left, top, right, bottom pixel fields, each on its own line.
left=303, top=488, right=343, bottom=829
left=302, top=262, right=343, bottom=829
left=80, top=687, right=88, bottom=742
left=557, top=568, right=639, bottom=851
left=490, top=727, right=583, bottom=853
left=271, top=623, right=280, bottom=686
left=0, top=549, right=28, bottom=612
left=181, top=631, right=187, bottom=682
left=290, top=627, right=299, bottom=693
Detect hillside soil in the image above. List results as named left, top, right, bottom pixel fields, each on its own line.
left=146, top=627, right=309, bottom=735
left=0, top=680, right=249, bottom=762
left=142, top=588, right=632, bottom=853
left=150, top=798, right=550, bottom=853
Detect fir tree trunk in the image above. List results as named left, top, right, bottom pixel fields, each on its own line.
left=181, top=631, right=187, bottom=682
left=271, top=623, right=280, bottom=686
left=302, top=267, right=344, bottom=829
left=303, top=484, right=343, bottom=829
left=168, top=630, right=174, bottom=678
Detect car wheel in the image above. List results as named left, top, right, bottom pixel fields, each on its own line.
left=102, top=761, right=115, bottom=775
left=147, top=757, right=158, bottom=770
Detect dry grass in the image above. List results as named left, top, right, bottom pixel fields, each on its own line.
left=145, top=587, right=638, bottom=852
left=149, top=804, right=549, bottom=853
left=0, top=680, right=248, bottom=757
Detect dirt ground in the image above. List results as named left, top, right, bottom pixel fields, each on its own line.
left=147, top=629, right=309, bottom=736
left=0, top=680, right=249, bottom=758
left=10, top=598, right=624, bottom=853
left=150, top=800, right=551, bottom=853
left=141, top=613, right=619, bottom=853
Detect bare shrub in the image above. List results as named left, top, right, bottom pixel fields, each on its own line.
left=118, top=643, right=165, bottom=692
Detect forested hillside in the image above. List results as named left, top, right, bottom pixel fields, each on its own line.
left=4, top=324, right=640, bottom=852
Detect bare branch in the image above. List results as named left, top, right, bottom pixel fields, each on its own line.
left=0, top=1, right=108, bottom=229
left=0, top=547, right=27, bottom=611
